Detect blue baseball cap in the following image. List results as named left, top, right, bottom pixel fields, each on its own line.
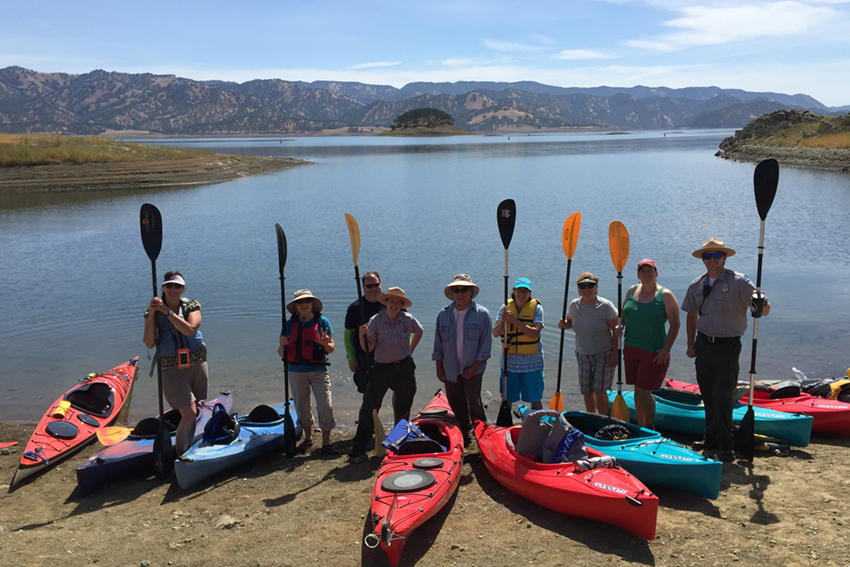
left=514, top=277, right=532, bottom=291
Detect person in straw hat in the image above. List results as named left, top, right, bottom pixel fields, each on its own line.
left=349, top=287, right=424, bottom=460
left=432, top=274, right=492, bottom=443
left=278, top=289, right=337, bottom=455
left=681, top=237, right=770, bottom=462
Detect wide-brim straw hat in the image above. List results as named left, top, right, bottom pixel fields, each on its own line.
left=286, top=289, right=323, bottom=314
left=379, top=287, right=413, bottom=308
left=444, top=274, right=480, bottom=300
left=692, top=237, right=736, bottom=258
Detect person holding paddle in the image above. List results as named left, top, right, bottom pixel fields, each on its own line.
left=492, top=278, right=545, bottom=413
left=433, top=274, right=492, bottom=444
left=558, top=272, right=619, bottom=414
left=143, top=271, right=207, bottom=456
left=621, top=259, right=680, bottom=430
left=278, top=289, right=337, bottom=455
left=344, top=271, right=383, bottom=393
left=349, top=287, right=424, bottom=461
left=681, top=237, right=770, bottom=462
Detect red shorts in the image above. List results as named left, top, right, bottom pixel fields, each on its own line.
left=623, top=344, right=670, bottom=390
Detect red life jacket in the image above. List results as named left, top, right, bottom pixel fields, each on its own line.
left=287, top=316, right=328, bottom=367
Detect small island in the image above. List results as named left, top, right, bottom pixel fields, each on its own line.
left=0, top=133, right=311, bottom=193
left=380, top=108, right=474, bottom=137
left=717, top=109, right=850, bottom=172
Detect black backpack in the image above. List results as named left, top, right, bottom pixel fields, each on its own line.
left=202, top=403, right=241, bottom=445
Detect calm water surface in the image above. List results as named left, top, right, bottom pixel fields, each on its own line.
left=2, top=130, right=849, bottom=425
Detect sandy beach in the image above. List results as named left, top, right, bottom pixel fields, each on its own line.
left=2, top=416, right=848, bottom=567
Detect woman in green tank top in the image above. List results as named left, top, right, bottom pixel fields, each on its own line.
left=621, top=259, right=681, bottom=430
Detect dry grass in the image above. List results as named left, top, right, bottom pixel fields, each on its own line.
left=0, top=133, right=213, bottom=166
left=754, top=120, right=850, bottom=148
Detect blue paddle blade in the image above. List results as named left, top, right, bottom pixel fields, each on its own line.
left=754, top=159, right=779, bottom=221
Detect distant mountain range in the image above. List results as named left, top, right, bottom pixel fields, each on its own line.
left=1, top=66, right=847, bottom=136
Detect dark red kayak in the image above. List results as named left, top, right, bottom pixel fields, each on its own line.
left=365, top=391, right=464, bottom=566
left=10, top=357, right=137, bottom=488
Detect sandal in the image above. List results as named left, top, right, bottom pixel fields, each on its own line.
left=321, top=444, right=339, bottom=455
left=296, top=439, right=313, bottom=453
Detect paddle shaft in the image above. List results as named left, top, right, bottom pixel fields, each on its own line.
left=503, top=249, right=510, bottom=394
left=555, top=259, right=572, bottom=391
left=149, top=259, right=164, bottom=417
left=275, top=223, right=295, bottom=458
left=747, top=219, right=767, bottom=406
left=616, top=270, right=623, bottom=388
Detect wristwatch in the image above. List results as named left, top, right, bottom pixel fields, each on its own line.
left=168, top=309, right=174, bottom=316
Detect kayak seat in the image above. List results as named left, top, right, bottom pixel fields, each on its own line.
left=655, top=388, right=702, bottom=405
left=65, top=383, right=114, bottom=417
left=132, top=416, right=178, bottom=436
left=416, top=422, right=451, bottom=449
left=769, top=385, right=801, bottom=399
left=246, top=404, right=281, bottom=424
left=397, top=438, right=446, bottom=455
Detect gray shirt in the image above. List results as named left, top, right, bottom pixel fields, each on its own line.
left=366, top=310, right=424, bottom=363
left=567, top=297, right=618, bottom=355
left=681, top=268, right=757, bottom=337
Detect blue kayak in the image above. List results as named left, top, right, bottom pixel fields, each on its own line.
left=607, top=389, right=813, bottom=447
left=519, top=407, right=722, bottom=499
left=175, top=401, right=301, bottom=489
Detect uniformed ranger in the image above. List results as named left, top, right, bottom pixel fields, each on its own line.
left=682, top=237, right=770, bottom=462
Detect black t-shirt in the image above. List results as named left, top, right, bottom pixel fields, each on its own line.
left=344, top=298, right=384, bottom=357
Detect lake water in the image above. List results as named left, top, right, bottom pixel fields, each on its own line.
left=2, top=130, right=849, bottom=426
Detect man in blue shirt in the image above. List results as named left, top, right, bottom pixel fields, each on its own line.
left=433, top=274, right=492, bottom=444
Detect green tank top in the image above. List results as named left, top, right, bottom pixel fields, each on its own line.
left=623, top=286, right=668, bottom=352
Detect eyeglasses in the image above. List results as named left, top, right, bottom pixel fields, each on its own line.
left=702, top=252, right=725, bottom=260
left=296, top=298, right=313, bottom=305
left=578, top=283, right=596, bottom=290
left=452, top=287, right=470, bottom=293
left=163, top=283, right=184, bottom=290
left=364, top=282, right=381, bottom=289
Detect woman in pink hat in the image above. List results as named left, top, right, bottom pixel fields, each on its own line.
left=621, top=259, right=680, bottom=430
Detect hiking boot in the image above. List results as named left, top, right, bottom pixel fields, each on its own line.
left=348, top=447, right=367, bottom=464
left=706, top=449, right=735, bottom=462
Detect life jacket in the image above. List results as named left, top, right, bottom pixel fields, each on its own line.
left=500, top=298, right=541, bottom=355
left=287, top=315, right=328, bottom=367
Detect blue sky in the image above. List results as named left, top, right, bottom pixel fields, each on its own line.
left=3, top=0, right=849, bottom=106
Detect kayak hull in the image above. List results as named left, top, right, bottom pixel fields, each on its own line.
left=666, top=378, right=850, bottom=436
left=561, top=411, right=722, bottom=499
left=369, top=391, right=464, bottom=567
left=76, top=391, right=233, bottom=495
left=174, top=401, right=300, bottom=490
left=607, top=389, right=813, bottom=447
left=474, top=419, right=658, bottom=540
left=11, top=358, right=137, bottom=489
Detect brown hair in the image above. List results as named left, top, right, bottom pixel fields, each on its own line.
left=575, top=271, right=599, bottom=285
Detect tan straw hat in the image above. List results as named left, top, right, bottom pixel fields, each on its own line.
left=692, top=237, right=736, bottom=259
left=379, top=287, right=413, bottom=308
left=286, top=289, right=323, bottom=314
left=444, top=274, right=480, bottom=300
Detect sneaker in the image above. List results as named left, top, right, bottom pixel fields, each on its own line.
left=706, top=449, right=736, bottom=462
left=348, top=447, right=367, bottom=463
left=692, top=439, right=706, bottom=450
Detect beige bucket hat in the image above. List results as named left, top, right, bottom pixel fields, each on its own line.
left=379, top=287, right=413, bottom=308
left=692, top=237, right=736, bottom=258
left=286, top=289, right=323, bottom=314
left=444, top=274, right=480, bottom=300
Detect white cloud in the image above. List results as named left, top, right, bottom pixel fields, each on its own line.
left=441, top=58, right=476, bottom=67
left=483, top=39, right=547, bottom=53
left=347, top=61, right=401, bottom=70
left=554, top=49, right=613, bottom=60
left=628, top=1, right=837, bottom=51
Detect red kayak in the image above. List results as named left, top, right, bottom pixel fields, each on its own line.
left=474, top=417, right=658, bottom=540
left=10, top=357, right=137, bottom=488
left=665, top=378, right=850, bottom=436
left=365, top=391, right=464, bottom=566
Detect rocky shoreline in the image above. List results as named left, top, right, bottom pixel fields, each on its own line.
left=0, top=155, right=311, bottom=193
left=717, top=109, right=850, bottom=172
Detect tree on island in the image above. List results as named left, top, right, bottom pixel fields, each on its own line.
left=392, top=108, right=454, bottom=130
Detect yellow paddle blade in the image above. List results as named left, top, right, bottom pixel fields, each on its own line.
left=549, top=392, right=564, bottom=413
left=344, top=213, right=361, bottom=266
left=373, top=409, right=386, bottom=457
left=97, top=426, right=132, bottom=446
left=562, top=212, right=581, bottom=259
left=611, top=393, right=630, bottom=422
left=608, top=221, right=630, bottom=272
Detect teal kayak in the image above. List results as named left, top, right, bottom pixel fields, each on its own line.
left=175, top=401, right=301, bottom=489
left=606, top=389, right=813, bottom=447
left=519, top=407, right=722, bottom=499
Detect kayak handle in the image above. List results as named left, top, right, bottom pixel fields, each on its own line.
left=364, top=533, right=381, bottom=549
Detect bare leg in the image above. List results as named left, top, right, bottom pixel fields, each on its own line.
left=530, top=400, right=543, bottom=410
left=175, top=403, right=199, bottom=456
left=634, top=388, right=656, bottom=429
left=595, top=391, right=610, bottom=416
left=583, top=393, right=596, bottom=413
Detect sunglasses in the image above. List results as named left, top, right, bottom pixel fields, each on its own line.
left=702, top=252, right=725, bottom=260
left=578, top=283, right=596, bottom=290
left=452, top=287, right=470, bottom=293
left=364, top=282, right=381, bottom=289
left=296, top=298, right=313, bottom=305
left=163, top=283, right=184, bottom=289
